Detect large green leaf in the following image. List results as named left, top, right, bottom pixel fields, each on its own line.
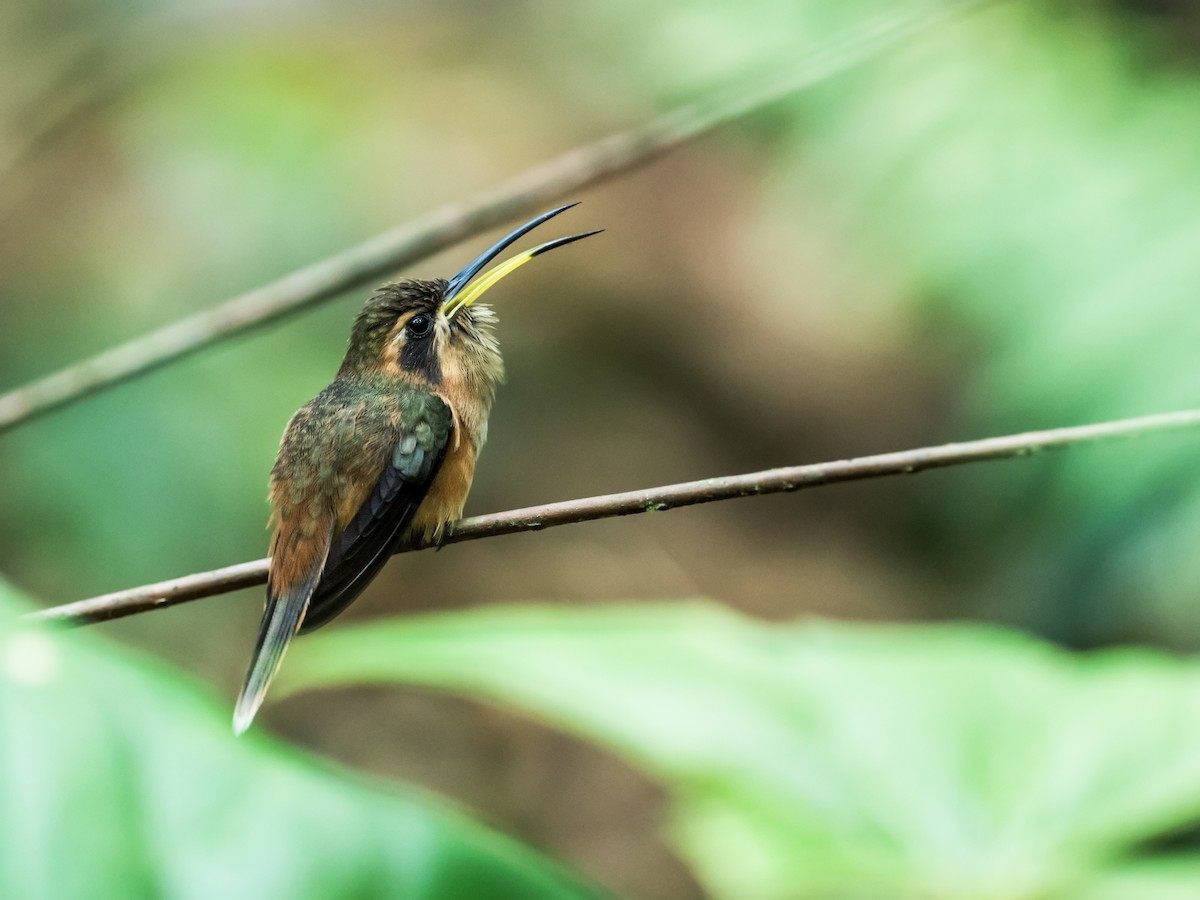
left=0, top=582, right=606, bottom=900
left=283, top=602, right=1200, bottom=899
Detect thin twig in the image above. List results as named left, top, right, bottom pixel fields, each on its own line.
left=26, top=407, right=1200, bottom=627
left=0, top=0, right=993, bottom=435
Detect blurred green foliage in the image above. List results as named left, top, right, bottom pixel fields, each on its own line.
left=287, top=601, right=1200, bottom=900
left=768, top=3, right=1200, bottom=645
left=4, top=0, right=1200, bottom=897
left=0, top=579, right=607, bottom=900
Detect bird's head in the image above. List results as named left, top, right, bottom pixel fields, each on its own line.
left=339, top=204, right=600, bottom=394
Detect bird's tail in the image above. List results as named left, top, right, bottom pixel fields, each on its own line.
left=233, top=535, right=330, bottom=735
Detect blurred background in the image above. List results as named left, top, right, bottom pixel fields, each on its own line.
left=3, top=0, right=1200, bottom=897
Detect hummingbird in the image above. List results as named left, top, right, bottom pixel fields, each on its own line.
left=233, top=203, right=600, bottom=734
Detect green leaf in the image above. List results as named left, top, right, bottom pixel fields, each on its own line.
left=1072, top=859, right=1200, bottom=900
left=0, top=583, right=606, bottom=900
left=283, top=602, right=1200, bottom=899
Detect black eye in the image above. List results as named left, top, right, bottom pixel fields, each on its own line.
left=406, top=314, right=433, bottom=338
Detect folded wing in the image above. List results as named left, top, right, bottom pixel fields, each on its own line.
left=302, top=423, right=449, bottom=633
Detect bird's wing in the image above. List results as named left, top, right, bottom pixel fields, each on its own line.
left=301, top=403, right=453, bottom=633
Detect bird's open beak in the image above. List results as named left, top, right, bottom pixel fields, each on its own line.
left=442, top=203, right=601, bottom=319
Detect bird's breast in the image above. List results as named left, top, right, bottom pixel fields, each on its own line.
left=407, top=436, right=476, bottom=543
left=405, top=374, right=496, bottom=543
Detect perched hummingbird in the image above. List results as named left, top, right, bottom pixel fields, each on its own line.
left=233, top=204, right=600, bottom=734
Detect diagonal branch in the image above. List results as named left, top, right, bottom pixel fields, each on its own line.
left=26, top=407, right=1200, bottom=627
left=0, top=0, right=994, bottom=435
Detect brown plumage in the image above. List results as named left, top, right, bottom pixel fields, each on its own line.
left=232, top=205, right=599, bottom=733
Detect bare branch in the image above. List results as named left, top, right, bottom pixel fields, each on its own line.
left=26, top=407, right=1200, bottom=627
left=0, top=0, right=993, bottom=434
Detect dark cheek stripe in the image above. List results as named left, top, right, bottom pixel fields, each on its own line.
left=399, top=337, right=442, bottom=384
